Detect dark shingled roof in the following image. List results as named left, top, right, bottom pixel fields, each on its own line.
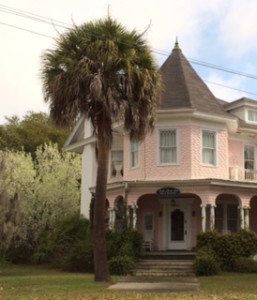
left=159, top=42, right=230, bottom=118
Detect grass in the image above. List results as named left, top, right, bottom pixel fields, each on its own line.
left=1, top=264, right=257, bottom=299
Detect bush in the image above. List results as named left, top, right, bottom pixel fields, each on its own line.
left=197, top=230, right=257, bottom=271
left=194, top=248, right=220, bottom=276
left=62, top=237, right=94, bottom=272
left=233, top=257, right=257, bottom=273
left=107, top=230, right=143, bottom=260
left=109, top=255, right=135, bottom=275
left=33, top=214, right=93, bottom=272
left=6, top=242, right=34, bottom=263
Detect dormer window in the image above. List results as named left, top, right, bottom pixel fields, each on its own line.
left=247, top=110, right=257, bottom=123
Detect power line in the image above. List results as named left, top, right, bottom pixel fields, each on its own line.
left=0, top=4, right=71, bottom=28
left=0, top=21, right=53, bottom=39
left=205, top=80, right=257, bottom=97
left=0, top=3, right=257, bottom=98
left=2, top=2, right=257, bottom=82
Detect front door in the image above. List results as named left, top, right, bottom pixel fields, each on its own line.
left=168, top=206, right=190, bottom=250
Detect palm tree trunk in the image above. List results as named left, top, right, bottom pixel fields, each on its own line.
left=93, top=137, right=111, bottom=282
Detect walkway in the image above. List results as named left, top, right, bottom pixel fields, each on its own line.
left=108, top=276, right=200, bottom=292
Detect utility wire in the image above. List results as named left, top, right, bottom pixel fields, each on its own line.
left=1, top=2, right=257, bottom=97
left=0, top=21, right=53, bottom=38
left=1, top=3, right=257, bottom=82
left=0, top=3, right=71, bottom=28
left=205, top=80, right=257, bottom=97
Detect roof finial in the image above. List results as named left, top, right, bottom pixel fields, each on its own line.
left=174, top=36, right=180, bottom=50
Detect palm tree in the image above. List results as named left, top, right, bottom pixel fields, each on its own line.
left=41, top=17, right=161, bottom=282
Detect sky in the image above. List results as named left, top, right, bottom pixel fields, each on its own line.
left=1, top=0, right=257, bottom=124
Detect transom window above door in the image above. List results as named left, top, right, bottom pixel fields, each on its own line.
left=159, top=129, right=177, bottom=164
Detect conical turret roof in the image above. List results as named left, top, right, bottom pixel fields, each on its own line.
left=159, top=42, right=229, bottom=117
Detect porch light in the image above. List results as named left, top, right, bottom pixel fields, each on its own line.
left=171, top=199, right=176, bottom=206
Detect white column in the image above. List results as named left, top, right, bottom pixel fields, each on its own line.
left=201, top=204, right=206, bottom=232
left=108, top=208, right=115, bottom=230
left=244, top=207, right=250, bottom=230
left=210, top=204, right=216, bottom=231
left=239, top=206, right=245, bottom=230
left=132, top=204, right=138, bottom=229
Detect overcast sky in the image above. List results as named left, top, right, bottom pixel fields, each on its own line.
left=1, top=0, right=257, bottom=124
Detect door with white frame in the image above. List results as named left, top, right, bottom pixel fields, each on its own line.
left=168, top=204, right=191, bottom=250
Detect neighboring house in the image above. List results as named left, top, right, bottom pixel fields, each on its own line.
left=64, top=42, right=257, bottom=251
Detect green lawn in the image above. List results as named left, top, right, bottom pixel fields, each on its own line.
left=1, top=264, right=257, bottom=300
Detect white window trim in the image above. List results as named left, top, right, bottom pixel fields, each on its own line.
left=246, top=109, right=257, bottom=124
left=109, top=149, right=123, bottom=178
left=201, top=128, right=218, bottom=167
left=243, top=143, right=256, bottom=170
left=130, top=140, right=140, bottom=169
left=157, top=127, right=179, bottom=166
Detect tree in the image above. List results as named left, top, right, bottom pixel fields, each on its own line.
left=0, top=112, right=69, bottom=158
left=21, top=144, right=81, bottom=247
left=41, top=17, right=161, bottom=282
left=0, top=150, right=35, bottom=257
left=0, top=145, right=81, bottom=254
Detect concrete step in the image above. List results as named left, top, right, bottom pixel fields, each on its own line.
left=133, top=259, right=195, bottom=277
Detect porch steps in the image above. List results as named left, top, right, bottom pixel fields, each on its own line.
left=144, top=251, right=195, bottom=260
left=133, top=252, right=196, bottom=277
left=133, top=260, right=194, bottom=277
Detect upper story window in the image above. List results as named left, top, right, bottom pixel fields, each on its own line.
left=247, top=110, right=257, bottom=123
left=111, top=150, right=123, bottom=178
left=130, top=141, right=139, bottom=168
left=159, top=129, right=177, bottom=164
left=202, top=130, right=216, bottom=165
left=244, top=144, right=255, bottom=180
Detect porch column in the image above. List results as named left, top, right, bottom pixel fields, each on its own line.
left=108, top=208, right=115, bottom=230
left=201, top=204, right=206, bottom=232
left=132, top=204, right=138, bottom=229
left=210, top=204, right=216, bottom=231
left=239, top=206, right=245, bottom=230
left=244, top=207, right=250, bottom=230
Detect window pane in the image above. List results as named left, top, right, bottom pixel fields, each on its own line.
left=244, top=145, right=255, bottom=173
left=159, top=130, right=177, bottom=163
left=227, top=204, right=238, bottom=233
left=112, top=150, right=123, bottom=162
left=145, top=215, right=153, bottom=230
left=215, top=204, right=223, bottom=232
left=202, top=131, right=216, bottom=165
left=248, top=110, right=257, bottom=122
left=130, top=141, right=139, bottom=167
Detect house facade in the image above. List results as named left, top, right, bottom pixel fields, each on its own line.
left=64, top=42, right=257, bottom=251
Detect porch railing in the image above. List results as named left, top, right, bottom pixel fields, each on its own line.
left=229, top=166, right=257, bottom=181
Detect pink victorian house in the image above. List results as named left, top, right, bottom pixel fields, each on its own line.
left=64, top=42, right=257, bottom=252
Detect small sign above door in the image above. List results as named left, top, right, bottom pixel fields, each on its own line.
left=156, top=187, right=180, bottom=198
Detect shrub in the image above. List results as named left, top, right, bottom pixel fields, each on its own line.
left=62, top=237, right=94, bottom=272
left=107, top=230, right=143, bottom=260
left=109, top=255, right=135, bottom=275
left=6, top=242, right=34, bottom=263
left=194, top=248, right=220, bottom=276
left=233, top=257, right=257, bottom=273
left=196, top=230, right=257, bottom=271
left=33, top=214, right=93, bottom=272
